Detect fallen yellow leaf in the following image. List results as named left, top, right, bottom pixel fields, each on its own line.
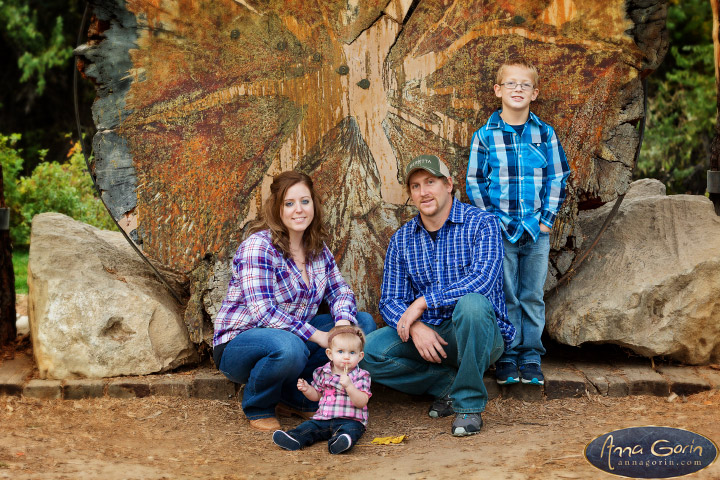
left=371, top=435, right=407, bottom=445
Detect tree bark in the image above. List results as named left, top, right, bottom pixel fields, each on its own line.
left=0, top=162, right=17, bottom=346
left=710, top=0, right=720, bottom=214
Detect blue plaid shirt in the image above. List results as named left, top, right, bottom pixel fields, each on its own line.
left=466, top=110, right=571, bottom=243
left=213, top=230, right=357, bottom=347
left=379, top=199, right=516, bottom=349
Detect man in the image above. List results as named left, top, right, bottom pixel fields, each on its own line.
left=361, top=154, right=516, bottom=436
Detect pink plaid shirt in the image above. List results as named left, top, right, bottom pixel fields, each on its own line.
left=311, top=362, right=371, bottom=426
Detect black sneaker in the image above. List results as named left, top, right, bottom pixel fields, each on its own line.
left=328, top=433, right=353, bottom=454
left=451, top=413, right=483, bottom=436
left=519, top=363, right=544, bottom=385
left=428, top=394, right=453, bottom=418
left=495, top=362, right=520, bottom=385
left=272, top=430, right=302, bottom=451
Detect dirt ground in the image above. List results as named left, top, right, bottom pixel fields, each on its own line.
left=3, top=296, right=720, bottom=479
left=0, top=377, right=718, bottom=479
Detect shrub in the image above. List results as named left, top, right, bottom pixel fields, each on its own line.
left=1, top=134, right=116, bottom=246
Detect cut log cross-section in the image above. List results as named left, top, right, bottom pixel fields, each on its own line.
left=78, top=0, right=668, bottom=343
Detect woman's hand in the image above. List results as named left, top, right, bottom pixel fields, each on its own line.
left=335, top=319, right=352, bottom=327
left=309, top=329, right=329, bottom=348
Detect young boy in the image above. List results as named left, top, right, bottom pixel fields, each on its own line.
left=466, top=61, right=571, bottom=386
left=272, top=325, right=371, bottom=454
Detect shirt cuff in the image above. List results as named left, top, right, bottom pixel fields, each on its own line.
left=295, top=322, right=316, bottom=341
left=540, top=210, right=556, bottom=228
left=424, top=291, right=444, bottom=309
left=335, top=312, right=357, bottom=325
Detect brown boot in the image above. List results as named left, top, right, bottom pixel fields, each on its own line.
left=276, top=403, right=315, bottom=420
left=248, top=416, right=281, bottom=431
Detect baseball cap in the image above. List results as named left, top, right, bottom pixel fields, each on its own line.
left=404, top=154, right=451, bottom=185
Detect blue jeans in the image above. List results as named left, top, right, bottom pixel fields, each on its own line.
left=286, top=418, right=365, bottom=451
left=218, top=313, right=376, bottom=420
left=501, top=231, right=550, bottom=367
left=360, top=293, right=504, bottom=413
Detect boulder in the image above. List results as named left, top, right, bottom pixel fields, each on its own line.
left=546, top=180, right=720, bottom=365
left=28, top=213, right=198, bottom=379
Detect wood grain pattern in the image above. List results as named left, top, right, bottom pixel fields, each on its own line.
left=78, top=0, right=668, bottom=334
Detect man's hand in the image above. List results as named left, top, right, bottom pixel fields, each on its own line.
left=335, top=319, right=352, bottom=327
left=539, top=223, right=552, bottom=233
left=397, top=297, right=427, bottom=342
left=409, top=322, right=448, bottom=363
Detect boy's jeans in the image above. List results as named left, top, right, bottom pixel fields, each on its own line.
left=500, top=230, right=550, bottom=368
left=218, top=313, right=376, bottom=420
left=286, top=418, right=365, bottom=451
left=360, top=293, right=504, bottom=413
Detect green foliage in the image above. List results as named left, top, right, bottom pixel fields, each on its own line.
left=0, top=0, right=73, bottom=95
left=636, top=0, right=715, bottom=194
left=1, top=133, right=116, bottom=246
left=12, top=247, right=28, bottom=294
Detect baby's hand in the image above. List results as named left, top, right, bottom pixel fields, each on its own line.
left=297, top=378, right=309, bottom=392
left=339, top=373, right=352, bottom=389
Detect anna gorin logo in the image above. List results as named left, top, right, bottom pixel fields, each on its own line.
left=585, top=426, right=718, bottom=478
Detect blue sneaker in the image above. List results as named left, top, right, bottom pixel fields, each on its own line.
left=495, top=362, right=519, bottom=385
left=519, top=364, right=544, bottom=385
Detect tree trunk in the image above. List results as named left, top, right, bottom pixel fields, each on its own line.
left=77, top=0, right=670, bottom=336
left=710, top=0, right=720, bottom=214
left=0, top=162, right=17, bottom=346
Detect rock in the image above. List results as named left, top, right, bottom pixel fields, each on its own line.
left=28, top=213, right=198, bottom=379
left=624, top=178, right=666, bottom=199
left=546, top=181, right=720, bottom=365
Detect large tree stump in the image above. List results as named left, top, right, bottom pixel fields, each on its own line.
left=78, top=0, right=668, bottom=344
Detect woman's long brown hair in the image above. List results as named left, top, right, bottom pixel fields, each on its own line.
left=248, top=171, right=327, bottom=259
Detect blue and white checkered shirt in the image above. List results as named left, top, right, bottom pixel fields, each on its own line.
left=379, top=199, right=516, bottom=349
left=213, top=230, right=358, bottom=347
left=466, top=110, right=571, bottom=243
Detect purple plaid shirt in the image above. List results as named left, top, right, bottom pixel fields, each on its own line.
left=212, top=230, right=358, bottom=347
left=311, top=362, right=371, bottom=425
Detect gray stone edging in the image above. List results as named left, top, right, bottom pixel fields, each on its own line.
left=3, top=360, right=719, bottom=402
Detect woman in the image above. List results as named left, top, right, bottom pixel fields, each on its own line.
left=213, top=171, right=376, bottom=431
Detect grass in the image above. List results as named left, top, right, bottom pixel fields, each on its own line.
left=12, top=247, right=28, bottom=294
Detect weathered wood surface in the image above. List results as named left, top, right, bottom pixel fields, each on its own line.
left=78, top=0, right=668, bottom=341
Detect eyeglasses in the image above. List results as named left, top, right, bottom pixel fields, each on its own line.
left=500, top=82, right=535, bottom=91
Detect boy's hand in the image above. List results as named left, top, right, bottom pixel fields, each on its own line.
left=297, top=378, right=309, bottom=392
left=539, top=223, right=552, bottom=233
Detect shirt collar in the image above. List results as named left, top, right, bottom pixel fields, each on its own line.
left=488, top=109, right=541, bottom=131
left=411, top=198, right=465, bottom=233
left=324, top=362, right=360, bottom=377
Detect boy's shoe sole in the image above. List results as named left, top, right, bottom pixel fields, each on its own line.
left=521, top=377, right=544, bottom=385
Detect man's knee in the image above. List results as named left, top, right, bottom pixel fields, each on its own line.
left=360, top=327, right=398, bottom=366
left=455, top=293, right=494, bottom=318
